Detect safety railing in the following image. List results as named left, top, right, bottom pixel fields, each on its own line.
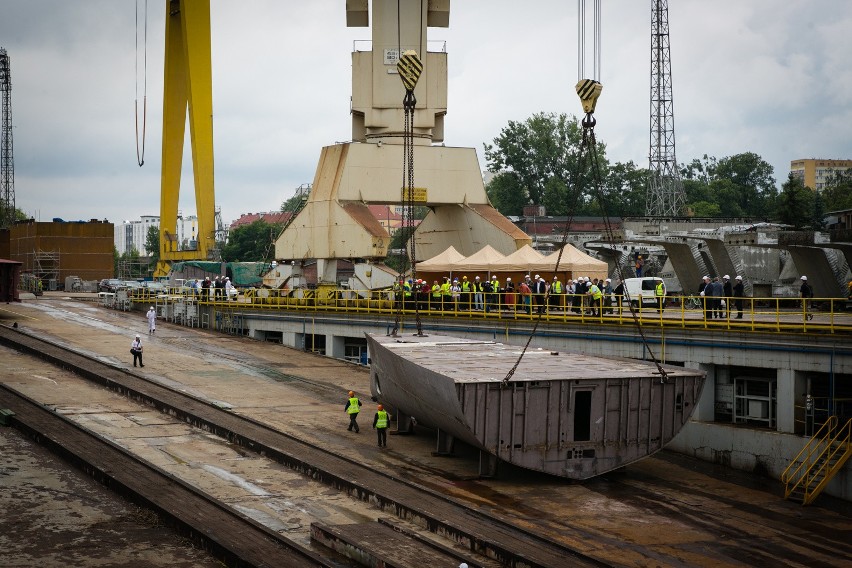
left=122, top=288, right=852, bottom=334
left=782, top=416, right=852, bottom=505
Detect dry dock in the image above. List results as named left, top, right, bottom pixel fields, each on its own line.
left=1, top=294, right=851, bottom=567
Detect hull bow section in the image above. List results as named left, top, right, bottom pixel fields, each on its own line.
left=367, top=333, right=705, bottom=479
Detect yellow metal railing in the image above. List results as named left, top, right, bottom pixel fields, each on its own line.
left=121, top=288, right=852, bottom=334
left=782, top=417, right=852, bottom=505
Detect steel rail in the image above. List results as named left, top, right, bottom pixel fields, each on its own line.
left=0, top=384, right=330, bottom=568
left=0, top=324, right=610, bottom=568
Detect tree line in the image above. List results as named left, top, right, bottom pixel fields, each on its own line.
left=220, top=111, right=851, bottom=264
left=484, top=112, right=851, bottom=230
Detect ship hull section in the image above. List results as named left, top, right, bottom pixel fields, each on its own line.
left=367, top=333, right=705, bottom=480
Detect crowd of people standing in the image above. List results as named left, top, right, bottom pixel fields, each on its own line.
left=395, top=273, right=629, bottom=316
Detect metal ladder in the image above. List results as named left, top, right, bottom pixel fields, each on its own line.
left=782, top=416, right=852, bottom=505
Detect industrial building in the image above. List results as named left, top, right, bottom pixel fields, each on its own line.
left=4, top=219, right=113, bottom=288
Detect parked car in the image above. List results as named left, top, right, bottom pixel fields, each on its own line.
left=621, top=277, right=666, bottom=307
left=141, top=281, right=167, bottom=293
left=98, top=278, right=122, bottom=293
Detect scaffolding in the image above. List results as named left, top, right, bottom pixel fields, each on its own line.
left=33, top=249, right=60, bottom=291
left=117, top=258, right=153, bottom=280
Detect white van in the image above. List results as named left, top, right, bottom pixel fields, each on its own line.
left=620, top=277, right=666, bottom=307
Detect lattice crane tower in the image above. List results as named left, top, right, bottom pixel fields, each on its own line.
left=0, top=47, right=14, bottom=229
left=647, top=0, right=686, bottom=217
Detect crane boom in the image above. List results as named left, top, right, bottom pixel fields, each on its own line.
left=155, top=0, right=217, bottom=277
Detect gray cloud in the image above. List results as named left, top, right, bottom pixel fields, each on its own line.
left=3, top=0, right=850, bottom=225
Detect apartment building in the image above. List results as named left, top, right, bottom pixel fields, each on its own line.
left=789, top=158, right=852, bottom=191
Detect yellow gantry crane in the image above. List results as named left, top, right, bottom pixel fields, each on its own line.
left=154, top=0, right=216, bottom=277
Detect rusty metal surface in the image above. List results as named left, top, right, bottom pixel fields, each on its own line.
left=0, top=323, right=605, bottom=568
left=1, top=383, right=330, bottom=567
left=1, top=299, right=851, bottom=567
left=7, top=221, right=114, bottom=281
left=0, top=427, right=224, bottom=567
left=368, top=333, right=705, bottom=478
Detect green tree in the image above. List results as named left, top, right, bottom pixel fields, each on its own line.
left=484, top=112, right=607, bottom=215
left=600, top=161, right=648, bottom=217
left=281, top=191, right=309, bottom=214
left=385, top=225, right=416, bottom=273
left=776, top=174, right=813, bottom=229
left=812, top=192, right=827, bottom=230
left=0, top=205, right=29, bottom=228
left=221, top=220, right=283, bottom=262
left=679, top=152, right=777, bottom=218
left=689, top=200, right=721, bottom=217
left=681, top=155, right=718, bottom=185
left=484, top=172, right=527, bottom=216
left=144, top=224, right=160, bottom=265
left=821, top=170, right=852, bottom=211
left=714, top=152, right=778, bottom=218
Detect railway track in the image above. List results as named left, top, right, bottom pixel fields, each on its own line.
left=0, top=324, right=609, bottom=568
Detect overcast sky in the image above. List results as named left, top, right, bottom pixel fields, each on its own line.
left=2, top=1, right=850, bottom=226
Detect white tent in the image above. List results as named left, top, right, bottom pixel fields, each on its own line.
left=454, top=244, right=507, bottom=271
left=491, top=244, right=546, bottom=272
left=534, top=245, right=608, bottom=279
left=415, top=246, right=467, bottom=273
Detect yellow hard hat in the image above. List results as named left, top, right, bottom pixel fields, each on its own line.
left=348, top=391, right=354, bottom=397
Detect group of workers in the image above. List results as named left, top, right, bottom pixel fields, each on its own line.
left=698, top=274, right=745, bottom=320
left=184, top=276, right=237, bottom=301
left=396, top=274, right=634, bottom=315
left=345, top=391, right=390, bottom=448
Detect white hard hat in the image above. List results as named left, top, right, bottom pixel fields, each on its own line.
left=735, top=275, right=742, bottom=281
left=605, top=278, right=611, bottom=282
left=506, top=277, right=511, bottom=281
left=135, top=334, right=140, bottom=338
left=149, top=306, right=154, bottom=310
left=723, top=275, right=730, bottom=279
left=492, top=275, right=497, bottom=279
left=801, top=275, right=808, bottom=281
left=703, top=275, right=710, bottom=280
left=459, top=564, right=469, bottom=568
left=534, top=274, right=540, bottom=279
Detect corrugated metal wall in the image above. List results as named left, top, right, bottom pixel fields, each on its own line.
left=8, top=221, right=114, bottom=283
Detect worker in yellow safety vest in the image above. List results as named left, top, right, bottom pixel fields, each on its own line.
left=551, top=276, right=563, bottom=310
left=431, top=280, right=441, bottom=310
left=587, top=280, right=603, bottom=316
left=655, top=280, right=665, bottom=313
left=373, top=404, right=390, bottom=448
left=440, top=277, right=451, bottom=311
left=344, top=390, right=361, bottom=433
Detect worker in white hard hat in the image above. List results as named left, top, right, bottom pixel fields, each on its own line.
left=146, top=305, right=156, bottom=335
left=487, top=275, right=499, bottom=313
left=800, top=275, right=814, bottom=320
left=504, top=277, right=516, bottom=312
left=733, top=275, right=745, bottom=319
left=698, top=276, right=711, bottom=320
left=722, top=275, right=733, bottom=319
left=602, top=278, right=614, bottom=314
left=130, top=333, right=144, bottom=368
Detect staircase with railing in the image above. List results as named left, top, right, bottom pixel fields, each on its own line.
left=782, top=416, right=852, bottom=505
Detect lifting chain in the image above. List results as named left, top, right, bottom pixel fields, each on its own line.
left=390, top=50, right=424, bottom=337
left=502, top=80, right=670, bottom=386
